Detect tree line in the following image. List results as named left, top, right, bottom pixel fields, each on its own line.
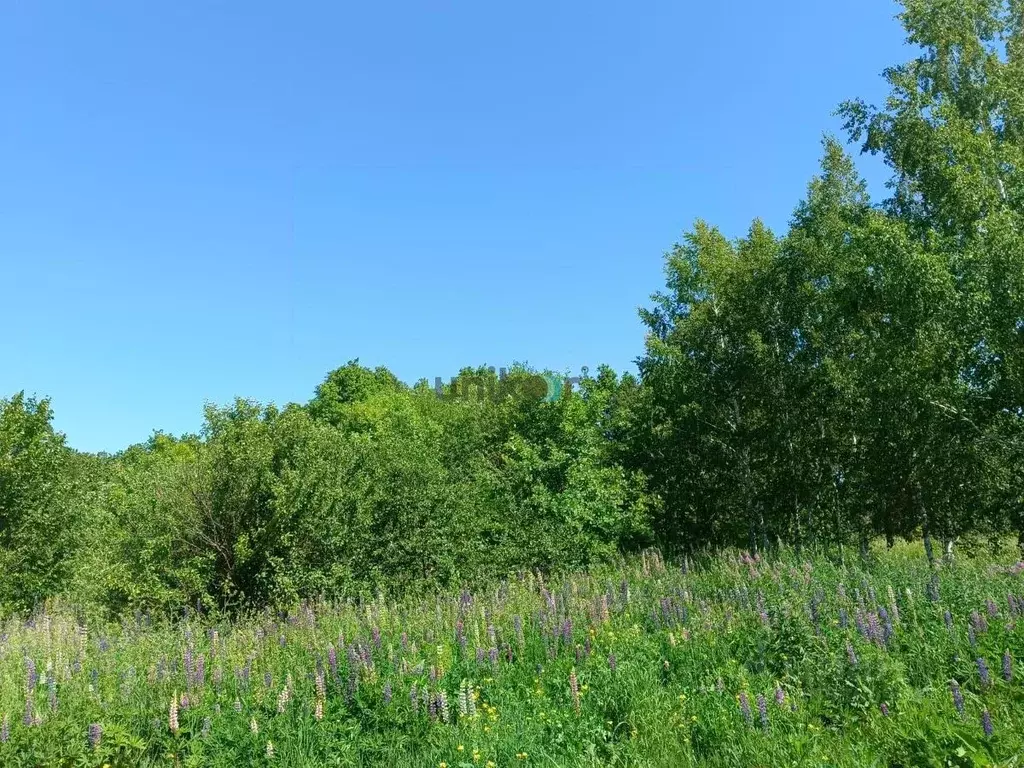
left=1, top=0, right=1022, bottom=616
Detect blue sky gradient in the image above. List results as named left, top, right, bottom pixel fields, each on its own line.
left=1, top=1, right=909, bottom=452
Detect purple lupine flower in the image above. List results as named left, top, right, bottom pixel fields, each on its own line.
left=879, top=607, right=893, bottom=644
left=183, top=645, right=193, bottom=684
left=88, top=723, right=102, bottom=749
left=372, top=626, right=381, bottom=649
left=489, top=647, right=499, bottom=665
left=867, top=613, right=882, bottom=646
left=880, top=702, right=889, bottom=717
left=756, top=694, right=768, bottom=729
left=264, top=671, right=272, bottom=689
left=774, top=686, right=785, bottom=706
left=383, top=681, right=392, bottom=704
left=951, top=679, right=965, bottom=716
left=475, top=647, right=485, bottom=664
left=410, top=683, right=419, bottom=714
left=846, top=641, right=858, bottom=667
left=1002, top=651, right=1012, bottom=682
left=0, top=714, right=8, bottom=743
left=977, top=657, right=991, bottom=688
left=855, top=609, right=868, bottom=639
left=971, top=611, right=988, bottom=635
left=986, top=599, right=998, bottom=618
left=22, top=699, right=33, bottom=727
left=968, top=624, right=977, bottom=648
left=943, top=610, right=953, bottom=631
left=981, top=709, right=993, bottom=737
left=24, top=658, right=37, bottom=693
left=839, top=608, right=849, bottom=629
left=608, top=653, right=617, bottom=672
left=738, top=692, right=753, bottom=726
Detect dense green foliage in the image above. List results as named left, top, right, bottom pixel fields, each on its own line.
left=1, top=542, right=1023, bottom=766
left=0, top=0, right=1022, bottom=621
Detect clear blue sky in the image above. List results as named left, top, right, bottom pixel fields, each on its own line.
left=1, top=2, right=909, bottom=453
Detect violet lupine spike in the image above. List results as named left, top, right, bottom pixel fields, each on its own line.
left=950, top=679, right=965, bottom=716
left=24, top=657, right=37, bottom=694
left=880, top=702, right=889, bottom=717
left=756, top=693, right=768, bottom=729
left=738, top=692, right=753, bottom=726
left=1002, top=651, right=1013, bottom=682
left=943, top=610, right=953, bottom=631
left=981, top=709, right=993, bottom=737
left=410, top=683, right=419, bottom=714
left=977, top=657, right=991, bottom=688
left=383, top=681, right=392, bottom=705
left=88, top=723, right=102, bottom=750
left=774, top=686, right=785, bottom=706
left=846, top=642, right=858, bottom=667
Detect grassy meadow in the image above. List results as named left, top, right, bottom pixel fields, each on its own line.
left=0, top=542, right=1022, bottom=767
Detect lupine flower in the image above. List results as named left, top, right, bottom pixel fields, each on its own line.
left=0, top=714, right=9, bottom=743
left=1002, top=651, right=1012, bottom=682
left=169, top=693, right=179, bottom=734
left=315, top=669, right=326, bottom=701
left=756, top=693, right=768, bottom=729
left=846, top=641, right=858, bottom=667
left=950, top=679, right=965, bottom=716
left=943, top=610, right=953, bottom=631
left=24, top=657, right=37, bottom=694
left=314, top=698, right=324, bottom=721
left=774, top=685, right=785, bottom=706
left=880, top=702, right=889, bottom=717
left=250, top=717, right=259, bottom=734
left=981, top=709, right=993, bottom=737
left=383, top=681, right=393, bottom=704
left=201, top=717, right=211, bottom=738
left=971, top=611, right=988, bottom=635
left=233, top=698, right=242, bottom=713
left=977, top=657, right=991, bottom=688
left=266, top=740, right=275, bottom=758
left=608, top=653, right=617, bottom=672
left=87, top=722, right=102, bottom=749
left=738, top=692, right=753, bottom=726
left=569, top=668, right=581, bottom=714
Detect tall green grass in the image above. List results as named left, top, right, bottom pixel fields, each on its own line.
left=1, top=542, right=1021, bottom=766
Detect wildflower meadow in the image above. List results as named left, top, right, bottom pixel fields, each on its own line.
left=0, top=542, right=1021, bottom=767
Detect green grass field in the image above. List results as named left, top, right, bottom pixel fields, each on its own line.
left=1, top=542, right=1022, bottom=766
